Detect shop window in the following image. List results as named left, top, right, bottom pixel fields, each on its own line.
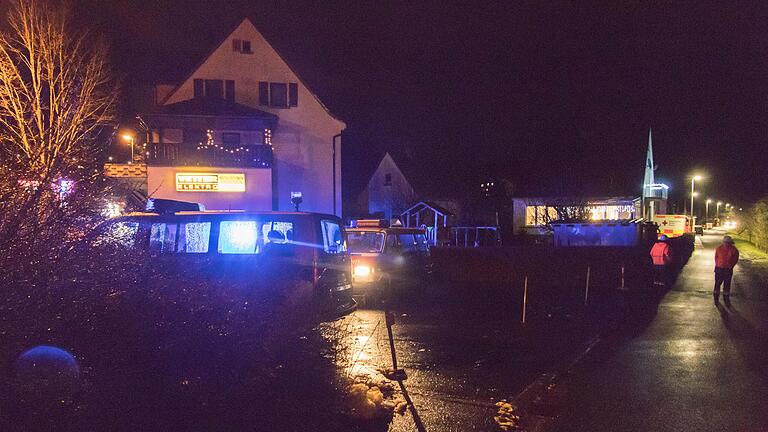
left=269, top=83, right=288, bottom=108
left=525, top=206, right=539, bottom=226
left=176, top=222, right=211, bottom=253
left=218, top=221, right=258, bottom=254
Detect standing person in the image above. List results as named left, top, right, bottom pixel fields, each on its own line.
left=650, top=235, right=673, bottom=286
left=714, top=235, right=739, bottom=306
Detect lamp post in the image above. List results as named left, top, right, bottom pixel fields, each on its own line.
left=690, top=175, right=702, bottom=230
left=121, top=133, right=135, bottom=163
left=716, top=201, right=722, bottom=223
left=705, top=199, right=712, bottom=224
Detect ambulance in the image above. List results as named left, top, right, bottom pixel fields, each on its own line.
left=653, top=214, right=690, bottom=238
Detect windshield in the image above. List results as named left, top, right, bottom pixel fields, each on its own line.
left=347, top=231, right=385, bottom=253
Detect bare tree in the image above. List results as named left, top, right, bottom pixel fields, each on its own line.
left=0, top=0, right=117, bottom=265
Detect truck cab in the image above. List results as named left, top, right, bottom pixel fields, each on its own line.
left=346, top=219, right=431, bottom=304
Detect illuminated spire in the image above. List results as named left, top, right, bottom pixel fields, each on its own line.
left=643, top=128, right=654, bottom=198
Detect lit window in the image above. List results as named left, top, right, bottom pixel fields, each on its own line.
left=321, top=220, right=345, bottom=254
left=176, top=222, right=211, bottom=253
left=218, top=221, right=258, bottom=254
left=150, top=223, right=178, bottom=253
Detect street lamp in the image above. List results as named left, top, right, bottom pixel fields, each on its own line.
left=706, top=199, right=712, bottom=224
left=716, top=201, right=722, bottom=222
left=690, top=175, right=702, bottom=230
left=121, top=133, right=135, bottom=163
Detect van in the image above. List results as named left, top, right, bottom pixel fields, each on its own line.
left=93, top=211, right=356, bottom=318
left=346, top=220, right=432, bottom=305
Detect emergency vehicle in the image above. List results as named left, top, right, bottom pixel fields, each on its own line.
left=91, top=204, right=356, bottom=318
left=653, top=214, right=690, bottom=238
left=346, top=219, right=432, bottom=305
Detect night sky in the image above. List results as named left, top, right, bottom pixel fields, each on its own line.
left=63, top=1, right=768, bottom=207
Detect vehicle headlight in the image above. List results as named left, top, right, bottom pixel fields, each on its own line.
left=353, top=265, right=372, bottom=278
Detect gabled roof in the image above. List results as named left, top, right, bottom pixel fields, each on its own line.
left=159, top=18, right=343, bottom=124
left=402, top=201, right=455, bottom=217
left=357, top=151, right=431, bottom=197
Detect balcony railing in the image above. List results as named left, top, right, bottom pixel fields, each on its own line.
left=147, top=142, right=273, bottom=168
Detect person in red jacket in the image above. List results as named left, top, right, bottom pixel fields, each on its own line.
left=714, top=235, right=739, bottom=306
left=650, top=235, right=672, bottom=286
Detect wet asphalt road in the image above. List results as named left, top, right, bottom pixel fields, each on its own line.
left=558, top=229, right=768, bottom=431
left=339, top=286, right=610, bottom=431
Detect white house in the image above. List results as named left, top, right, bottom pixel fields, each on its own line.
left=139, top=18, right=345, bottom=214
left=359, top=153, right=416, bottom=220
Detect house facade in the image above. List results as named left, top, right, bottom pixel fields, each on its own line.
left=359, top=153, right=416, bottom=220
left=137, top=18, right=345, bottom=214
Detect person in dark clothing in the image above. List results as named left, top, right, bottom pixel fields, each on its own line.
left=714, top=235, right=739, bottom=306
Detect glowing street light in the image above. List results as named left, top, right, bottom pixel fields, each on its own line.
left=121, top=132, right=135, bottom=163
left=690, top=175, right=703, bottom=230
left=716, top=201, right=722, bottom=221
left=706, top=199, right=712, bottom=223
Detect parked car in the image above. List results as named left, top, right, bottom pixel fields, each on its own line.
left=91, top=210, right=356, bottom=318
left=346, top=220, right=432, bottom=305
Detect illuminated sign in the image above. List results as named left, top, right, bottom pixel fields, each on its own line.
left=176, top=173, right=245, bottom=192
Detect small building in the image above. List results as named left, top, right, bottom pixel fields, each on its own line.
left=358, top=153, right=417, bottom=220
left=110, top=18, right=345, bottom=214
left=511, top=196, right=640, bottom=235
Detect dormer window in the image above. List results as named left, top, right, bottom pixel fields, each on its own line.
left=232, top=39, right=252, bottom=54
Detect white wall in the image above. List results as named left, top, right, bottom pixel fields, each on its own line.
left=147, top=166, right=272, bottom=211
left=367, top=154, right=416, bottom=220
left=163, top=19, right=345, bottom=215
